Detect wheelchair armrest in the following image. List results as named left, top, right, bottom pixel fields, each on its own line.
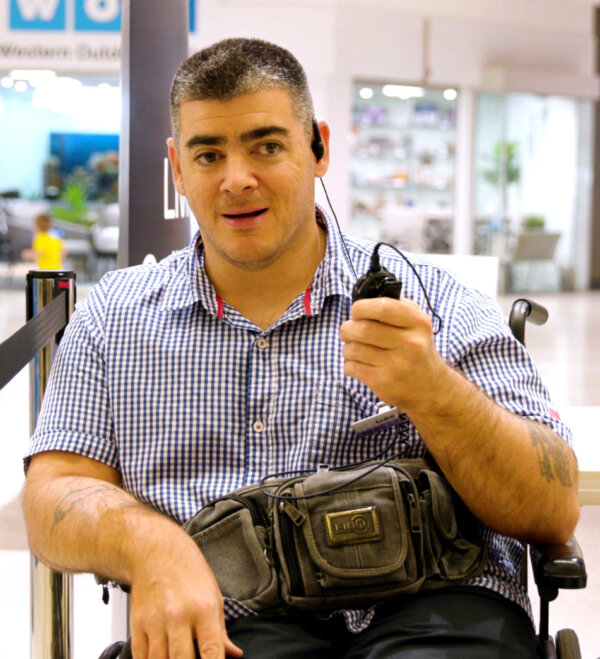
left=530, top=535, right=587, bottom=592
left=509, top=298, right=549, bottom=346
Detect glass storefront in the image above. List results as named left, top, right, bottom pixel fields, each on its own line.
left=349, top=82, right=458, bottom=253
left=474, top=92, right=594, bottom=292
left=349, top=83, right=594, bottom=291
left=0, top=71, right=120, bottom=283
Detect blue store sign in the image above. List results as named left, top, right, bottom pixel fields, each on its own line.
left=10, top=0, right=67, bottom=31
left=75, top=0, right=121, bottom=32
left=9, top=0, right=196, bottom=32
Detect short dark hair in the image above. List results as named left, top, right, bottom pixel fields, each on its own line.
left=169, top=38, right=315, bottom=143
left=35, top=213, right=52, bottom=232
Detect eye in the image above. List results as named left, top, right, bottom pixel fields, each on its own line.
left=194, top=151, right=223, bottom=166
left=257, top=142, right=282, bottom=156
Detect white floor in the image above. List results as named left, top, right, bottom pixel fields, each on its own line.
left=1, top=280, right=599, bottom=658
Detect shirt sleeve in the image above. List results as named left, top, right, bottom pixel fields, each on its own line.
left=443, top=287, right=573, bottom=447
left=24, top=276, right=119, bottom=470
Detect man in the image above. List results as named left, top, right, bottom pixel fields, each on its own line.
left=23, top=38, right=579, bottom=659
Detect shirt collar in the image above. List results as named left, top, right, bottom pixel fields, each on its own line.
left=159, top=231, right=214, bottom=312
left=160, top=204, right=356, bottom=316
left=309, top=204, right=356, bottom=314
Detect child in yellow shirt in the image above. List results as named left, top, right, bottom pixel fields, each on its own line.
left=22, top=214, right=66, bottom=270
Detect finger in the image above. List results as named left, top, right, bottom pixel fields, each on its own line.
left=192, top=613, right=243, bottom=659
left=225, top=635, right=244, bottom=658
left=340, top=319, right=406, bottom=349
left=343, top=359, right=384, bottom=393
left=147, top=633, right=168, bottom=659
left=195, top=638, right=222, bottom=659
left=166, top=632, right=196, bottom=659
left=342, top=340, right=388, bottom=366
left=193, top=618, right=226, bottom=659
left=350, top=297, right=424, bottom=326
left=220, top=607, right=243, bottom=657
left=130, top=627, right=149, bottom=659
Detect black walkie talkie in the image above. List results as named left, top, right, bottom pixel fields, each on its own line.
left=349, top=244, right=404, bottom=437
left=352, top=247, right=402, bottom=302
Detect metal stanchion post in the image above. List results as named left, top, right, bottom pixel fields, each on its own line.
left=27, top=271, right=76, bottom=659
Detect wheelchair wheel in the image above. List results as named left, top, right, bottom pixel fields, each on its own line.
left=98, top=640, right=125, bottom=659
left=555, top=628, right=581, bottom=659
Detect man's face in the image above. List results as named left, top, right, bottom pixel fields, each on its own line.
left=167, top=88, right=329, bottom=274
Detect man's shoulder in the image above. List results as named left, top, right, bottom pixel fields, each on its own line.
left=87, top=244, right=193, bottom=311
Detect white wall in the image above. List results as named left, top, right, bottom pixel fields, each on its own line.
left=190, top=0, right=598, bottom=230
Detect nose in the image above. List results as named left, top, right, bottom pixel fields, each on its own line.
left=220, top=154, right=258, bottom=195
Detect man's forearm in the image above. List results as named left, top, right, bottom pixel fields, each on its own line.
left=24, top=453, right=242, bottom=659
left=406, top=365, right=580, bottom=545
left=24, top=473, right=192, bottom=584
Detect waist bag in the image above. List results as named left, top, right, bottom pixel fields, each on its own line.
left=183, top=458, right=487, bottom=614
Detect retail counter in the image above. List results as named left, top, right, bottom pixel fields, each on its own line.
left=564, top=407, right=600, bottom=506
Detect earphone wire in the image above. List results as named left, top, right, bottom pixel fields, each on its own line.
left=258, top=421, right=407, bottom=502
left=319, top=176, right=442, bottom=334
left=373, top=242, right=443, bottom=335
left=319, top=177, right=358, bottom=281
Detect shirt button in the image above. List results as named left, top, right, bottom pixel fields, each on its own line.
left=256, top=338, right=268, bottom=350
left=252, top=420, right=265, bottom=433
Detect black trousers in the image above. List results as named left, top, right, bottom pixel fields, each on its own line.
left=226, top=588, right=537, bottom=659
left=107, top=587, right=537, bottom=659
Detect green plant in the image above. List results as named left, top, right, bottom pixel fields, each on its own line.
left=480, top=141, right=520, bottom=186
left=523, top=214, right=545, bottom=230
left=52, top=182, right=95, bottom=227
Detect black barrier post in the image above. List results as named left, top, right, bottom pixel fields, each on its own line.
left=27, top=271, right=76, bottom=659
left=118, top=0, right=190, bottom=268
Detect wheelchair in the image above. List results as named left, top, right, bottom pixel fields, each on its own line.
left=99, top=298, right=588, bottom=659
left=509, top=298, right=587, bottom=659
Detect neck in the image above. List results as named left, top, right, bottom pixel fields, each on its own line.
left=205, top=224, right=327, bottom=330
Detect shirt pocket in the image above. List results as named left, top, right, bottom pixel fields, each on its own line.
left=305, top=378, right=403, bottom=468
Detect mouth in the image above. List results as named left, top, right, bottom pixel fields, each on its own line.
left=222, top=208, right=268, bottom=220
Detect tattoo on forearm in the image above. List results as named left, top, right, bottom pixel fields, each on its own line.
left=528, top=424, right=573, bottom=487
left=52, top=483, right=121, bottom=532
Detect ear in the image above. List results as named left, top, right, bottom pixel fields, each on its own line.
left=314, top=120, right=330, bottom=178
left=166, top=137, right=186, bottom=197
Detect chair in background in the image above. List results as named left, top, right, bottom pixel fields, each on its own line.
left=505, top=232, right=561, bottom=292
left=90, top=225, right=119, bottom=280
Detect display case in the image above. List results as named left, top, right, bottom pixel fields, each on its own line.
left=349, top=82, right=458, bottom=253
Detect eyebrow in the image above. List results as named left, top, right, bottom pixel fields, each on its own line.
left=184, top=125, right=290, bottom=150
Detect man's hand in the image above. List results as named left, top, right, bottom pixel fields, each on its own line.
left=129, top=535, right=243, bottom=659
left=340, top=297, right=448, bottom=414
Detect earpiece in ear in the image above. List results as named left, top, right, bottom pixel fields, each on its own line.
left=311, top=119, right=325, bottom=161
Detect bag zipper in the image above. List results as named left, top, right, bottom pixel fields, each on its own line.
left=278, top=493, right=305, bottom=596
left=398, top=474, right=424, bottom=575
left=225, top=494, right=269, bottom=528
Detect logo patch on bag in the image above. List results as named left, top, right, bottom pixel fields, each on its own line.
left=325, top=506, right=381, bottom=546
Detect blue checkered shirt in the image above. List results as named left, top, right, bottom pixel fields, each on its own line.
left=27, top=206, right=572, bottom=631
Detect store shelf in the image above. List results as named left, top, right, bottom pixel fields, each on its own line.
left=350, top=83, right=457, bottom=252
